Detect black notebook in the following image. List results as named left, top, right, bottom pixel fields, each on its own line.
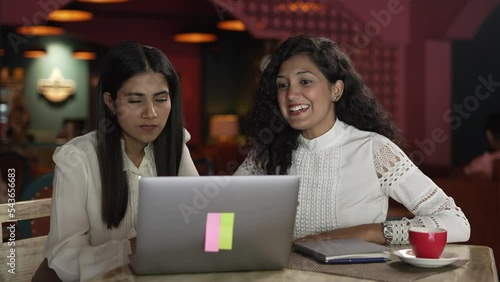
left=293, top=238, right=390, bottom=264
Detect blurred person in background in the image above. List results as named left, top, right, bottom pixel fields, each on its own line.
left=463, top=112, right=500, bottom=179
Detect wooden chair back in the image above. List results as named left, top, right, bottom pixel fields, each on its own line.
left=19, top=172, right=54, bottom=238
left=0, top=198, right=52, bottom=282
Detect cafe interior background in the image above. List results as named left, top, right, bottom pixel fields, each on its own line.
left=1, top=0, right=500, bottom=266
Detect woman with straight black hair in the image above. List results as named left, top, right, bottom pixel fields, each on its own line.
left=39, top=41, right=199, bottom=281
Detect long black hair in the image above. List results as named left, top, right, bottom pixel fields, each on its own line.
left=246, top=35, right=402, bottom=175
left=96, top=42, right=184, bottom=228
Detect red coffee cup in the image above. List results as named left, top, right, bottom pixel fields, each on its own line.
left=409, top=227, right=447, bottom=259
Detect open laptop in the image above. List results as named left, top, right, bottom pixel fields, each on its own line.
left=130, top=175, right=300, bottom=275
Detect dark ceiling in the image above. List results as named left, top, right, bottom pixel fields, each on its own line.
left=0, top=0, right=225, bottom=48
left=65, top=0, right=219, bottom=21
left=0, top=0, right=220, bottom=24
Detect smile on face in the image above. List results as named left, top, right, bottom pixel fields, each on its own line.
left=104, top=72, right=171, bottom=155
left=276, top=54, right=344, bottom=139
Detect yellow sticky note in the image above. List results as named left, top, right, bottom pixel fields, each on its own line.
left=219, top=213, right=235, bottom=250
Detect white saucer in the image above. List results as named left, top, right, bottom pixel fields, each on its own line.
left=393, top=249, right=460, bottom=268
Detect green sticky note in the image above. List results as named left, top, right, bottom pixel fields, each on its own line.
left=219, top=213, right=235, bottom=250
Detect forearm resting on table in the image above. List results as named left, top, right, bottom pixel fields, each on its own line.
left=294, top=223, right=386, bottom=245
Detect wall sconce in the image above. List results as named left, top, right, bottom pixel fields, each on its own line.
left=209, top=114, right=239, bottom=143
left=16, top=25, right=64, bottom=36
left=48, top=9, right=94, bottom=22
left=217, top=20, right=246, bottom=31
left=37, top=67, right=76, bottom=102
left=24, top=47, right=47, bottom=58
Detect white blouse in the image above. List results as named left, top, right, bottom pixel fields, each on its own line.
left=234, top=120, right=470, bottom=244
left=45, top=129, right=199, bottom=282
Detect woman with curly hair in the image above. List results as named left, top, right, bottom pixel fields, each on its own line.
left=234, top=35, right=470, bottom=246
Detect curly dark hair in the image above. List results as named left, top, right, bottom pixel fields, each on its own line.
left=245, top=35, right=403, bottom=175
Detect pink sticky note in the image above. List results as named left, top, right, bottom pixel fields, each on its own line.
left=205, top=213, right=221, bottom=252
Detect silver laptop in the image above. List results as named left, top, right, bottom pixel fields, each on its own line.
left=130, top=175, right=300, bottom=275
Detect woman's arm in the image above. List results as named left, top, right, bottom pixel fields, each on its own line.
left=294, top=223, right=386, bottom=244
left=45, top=142, right=132, bottom=281
left=233, top=149, right=266, bottom=175
left=371, top=136, right=470, bottom=244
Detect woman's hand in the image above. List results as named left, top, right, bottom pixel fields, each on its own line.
left=294, top=223, right=386, bottom=245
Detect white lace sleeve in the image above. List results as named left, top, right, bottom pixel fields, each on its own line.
left=372, top=136, right=470, bottom=244
left=233, top=149, right=266, bottom=175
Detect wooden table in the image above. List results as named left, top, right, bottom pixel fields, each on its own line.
left=87, top=245, right=498, bottom=282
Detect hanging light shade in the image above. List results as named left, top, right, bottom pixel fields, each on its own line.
left=16, top=25, right=64, bottom=36
left=173, top=31, right=217, bottom=43
left=217, top=20, right=246, bottom=31
left=24, top=47, right=47, bottom=58
left=48, top=9, right=94, bottom=22
left=78, top=0, right=130, bottom=3
left=73, top=50, right=97, bottom=60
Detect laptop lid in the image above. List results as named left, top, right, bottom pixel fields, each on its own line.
left=131, top=175, right=300, bottom=275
